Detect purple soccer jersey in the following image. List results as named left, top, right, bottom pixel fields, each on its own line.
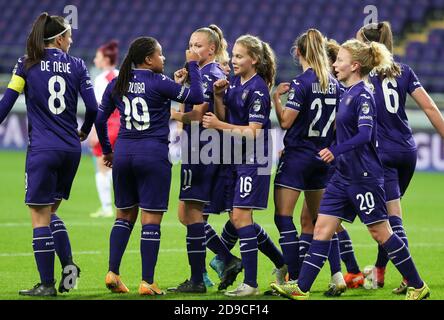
left=97, top=61, right=203, bottom=155
left=275, top=69, right=340, bottom=191
left=334, top=81, right=384, bottom=182
left=283, top=68, right=340, bottom=151
left=369, top=63, right=422, bottom=152
left=222, top=74, right=272, bottom=210
left=319, top=81, right=388, bottom=225
left=96, top=61, right=203, bottom=210
left=13, top=48, right=95, bottom=152
left=223, top=74, right=271, bottom=165
left=179, top=62, right=226, bottom=204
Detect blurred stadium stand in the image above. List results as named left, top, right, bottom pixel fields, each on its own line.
left=1, top=0, right=444, bottom=93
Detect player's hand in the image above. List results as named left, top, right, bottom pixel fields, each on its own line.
left=186, top=50, right=200, bottom=62
left=78, top=130, right=88, bottom=142
left=202, top=112, right=220, bottom=129
left=319, top=148, right=335, bottom=163
left=213, top=79, right=229, bottom=97
left=273, top=82, right=291, bottom=98
left=174, top=68, right=188, bottom=84
left=170, top=108, right=181, bottom=121
left=103, top=152, right=114, bottom=168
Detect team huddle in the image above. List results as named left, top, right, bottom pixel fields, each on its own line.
left=1, top=12, right=444, bottom=300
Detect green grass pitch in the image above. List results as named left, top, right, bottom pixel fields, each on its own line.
left=0, top=151, right=443, bottom=300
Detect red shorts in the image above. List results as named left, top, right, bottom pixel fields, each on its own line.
left=93, top=109, right=120, bottom=157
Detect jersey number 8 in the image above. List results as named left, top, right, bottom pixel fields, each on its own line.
left=48, top=75, right=66, bottom=115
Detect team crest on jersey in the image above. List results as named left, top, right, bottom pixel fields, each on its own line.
left=361, top=101, right=370, bottom=115
left=288, top=88, right=295, bottom=101
left=242, top=89, right=250, bottom=101
left=253, top=99, right=262, bottom=112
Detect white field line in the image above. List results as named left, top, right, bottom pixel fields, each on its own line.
left=1, top=243, right=444, bottom=258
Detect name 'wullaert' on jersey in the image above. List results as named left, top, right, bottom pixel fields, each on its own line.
left=334, top=81, right=383, bottom=182
left=284, top=68, right=340, bottom=152
left=369, top=62, right=422, bottom=151
left=13, top=48, right=94, bottom=152
left=99, top=63, right=202, bottom=155
left=223, top=74, right=271, bottom=165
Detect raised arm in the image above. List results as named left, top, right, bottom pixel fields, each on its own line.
left=272, top=82, right=299, bottom=130
left=411, top=87, right=444, bottom=139
left=213, top=79, right=229, bottom=121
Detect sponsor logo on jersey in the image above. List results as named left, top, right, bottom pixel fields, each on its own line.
left=253, top=99, right=261, bottom=112
left=177, top=86, right=186, bottom=100
left=288, top=88, right=295, bottom=101
left=204, top=74, right=213, bottom=82
left=292, top=80, right=301, bottom=86
left=361, top=101, right=370, bottom=115
left=254, top=90, right=264, bottom=97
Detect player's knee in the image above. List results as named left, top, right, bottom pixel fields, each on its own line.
left=300, top=214, right=314, bottom=233
left=368, top=223, right=392, bottom=245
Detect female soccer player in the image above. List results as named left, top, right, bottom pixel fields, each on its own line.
left=169, top=25, right=242, bottom=293
left=0, top=13, right=98, bottom=296
left=89, top=40, right=119, bottom=218
left=271, top=39, right=430, bottom=300
left=357, top=21, right=444, bottom=293
left=95, top=37, right=203, bottom=296
left=203, top=34, right=284, bottom=297
left=272, top=29, right=343, bottom=292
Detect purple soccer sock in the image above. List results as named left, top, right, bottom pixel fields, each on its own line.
left=274, top=215, right=300, bottom=280
left=109, top=219, right=134, bottom=275
left=376, top=216, right=409, bottom=268
left=140, top=224, right=161, bottom=284
left=298, top=240, right=331, bottom=293
left=49, top=214, right=72, bottom=267
left=328, top=233, right=342, bottom=276
left=299, top=233, right=313, bottom=270
left=186, top=223, right=206, bottom=284
left=382, top=234, right=423, bottom=289
left=33, top=227, right=55, bottom=285
left=237, top=225, right=258, bottom=288
left=220, top=220, right=238, bottom=251
left=204, top=222, right=233, bottom=264
left=254, top=223, right=285, bottom=268
left=337, top=230, right=361, bottom=274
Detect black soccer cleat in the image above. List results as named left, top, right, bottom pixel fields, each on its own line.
left=59, top=263, right=81, bottom=293
left=167, top=279, right=207, bottom=293
left=218, top=256, right=243, bottom=291
left=19, top=282, right=57, bottom=297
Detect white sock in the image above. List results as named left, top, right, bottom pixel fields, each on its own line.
left=95, top=171, right=112, bottom=213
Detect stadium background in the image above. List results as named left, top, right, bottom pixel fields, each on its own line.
left=0, top=0, right=443, bottom=300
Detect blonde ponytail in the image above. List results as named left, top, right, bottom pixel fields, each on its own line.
left=305, top=29, right=330, bottom=92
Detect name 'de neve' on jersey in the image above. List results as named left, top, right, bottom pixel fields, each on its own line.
left=40, top=60, right=72, bottom=73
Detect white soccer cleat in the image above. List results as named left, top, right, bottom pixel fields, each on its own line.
left=224, top=283, right=260, bottom=297
left=363, top=265, right=378, bottom=290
